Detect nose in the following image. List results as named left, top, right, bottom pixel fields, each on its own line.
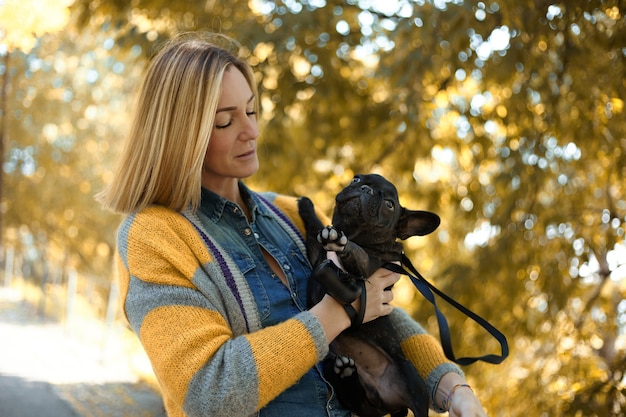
left=361, top=184, right=374, bottom=195
left=240, top=114, right=259, bottom=141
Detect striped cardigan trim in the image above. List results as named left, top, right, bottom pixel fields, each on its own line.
left=183, top=208, right=253, bottom=333
left=257, top=193, right=310, bottom=268
left=181, top=192, right=309, bottom=334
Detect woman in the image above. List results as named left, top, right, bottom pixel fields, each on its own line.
left=98, top=32, right=486, bottom=417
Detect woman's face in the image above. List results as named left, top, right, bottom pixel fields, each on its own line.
left=202, top=66, right=259, bottom=190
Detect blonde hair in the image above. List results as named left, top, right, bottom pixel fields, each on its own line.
left=97, top=32, right=258, bottom=214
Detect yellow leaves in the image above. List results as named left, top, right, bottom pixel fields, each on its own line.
left=289, top=54, right=311, bottom=80
left=58, top=165, right=71, bottom=178
left=251, top=42, right=274, bottom=64
left=339, top=66, right=351, bottom=79
left=496, top=104, right=508, bottom=118
left=606, top=6, right=621, bottom=20
left=611, top=97, right=624, bottom=114
left=589, top=334, right=604, bottom=350
left=96, top=242, right=110, bottom=258
left=477, top=159, right=500, bottom=186
left=0, top=0, right=71, bottom=53
left=261, top=67, right=279, bottom=90
left=413, top=148, right=452, bottom=184
left=430, top=109, right=461, bottom=140
left=79, top=180, right=91, bottom=194
left=43, top=123, right=59, bottom=144
left=457, top=145, right=473, bottom=170
left=371, top=85, right=389, bottom=104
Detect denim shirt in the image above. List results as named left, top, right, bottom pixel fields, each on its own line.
left=198, top=183, right=349, bottom=417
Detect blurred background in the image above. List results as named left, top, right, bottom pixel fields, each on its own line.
left=0, top=0, right=625, bottom=416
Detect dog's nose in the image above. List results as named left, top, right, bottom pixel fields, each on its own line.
left=361, top=185, right=374, bottom=195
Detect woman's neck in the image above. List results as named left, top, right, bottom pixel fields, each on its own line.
left=203, top=178, right=241, bottom=202
left=203, top=179, right=251, bottom=220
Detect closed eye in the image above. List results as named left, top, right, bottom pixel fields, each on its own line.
left=215, top=121, right=232, bottom=129
left=215, top=94, right=256, bottom=129
left=215, top=111, right=256, bottom=129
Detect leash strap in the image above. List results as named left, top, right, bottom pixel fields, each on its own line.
left=342, top=281, right=367, bottom=328
left=312, top=259, right=367, bottom=328
left=384, top=255, right=509, bottom=365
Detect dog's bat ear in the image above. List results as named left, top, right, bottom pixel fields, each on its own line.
left=397, top=209, right=440, bottom=239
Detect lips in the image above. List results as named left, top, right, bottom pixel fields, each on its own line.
left=236, top=147, right=256, bottom=159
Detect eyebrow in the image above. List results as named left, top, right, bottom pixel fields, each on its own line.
left=216, top=94, right=255, bottom=113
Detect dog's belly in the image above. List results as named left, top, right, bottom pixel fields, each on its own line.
left=331, top=332, right=415, bottom=411
left=332, top=333, right=391, bottom=377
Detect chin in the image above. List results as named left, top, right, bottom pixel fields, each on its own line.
left=240, top=162, right=260, bottom=178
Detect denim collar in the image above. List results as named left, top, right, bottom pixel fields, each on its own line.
left=199, top=181, right=273, bottom=223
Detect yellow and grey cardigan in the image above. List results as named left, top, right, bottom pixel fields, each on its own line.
left=116, top=193, right=462, bottom=417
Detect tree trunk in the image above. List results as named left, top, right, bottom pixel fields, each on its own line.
left=0, top=51, right=9, bottom=251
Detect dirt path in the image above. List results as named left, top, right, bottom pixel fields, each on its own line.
left=0, top=287, right=165, bottom=417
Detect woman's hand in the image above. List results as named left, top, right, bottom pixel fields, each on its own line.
left=436, top=372, right=487, bottom=417
left=354, top=267, right=399, bottom=324
left=309, top=256, right=400, bottom=343
left=448, top=385, right=487, bottom=417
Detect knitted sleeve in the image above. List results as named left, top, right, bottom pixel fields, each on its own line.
left=116, top=206, right=329, bottom=417
left=389, top=308, right=464, bottom=411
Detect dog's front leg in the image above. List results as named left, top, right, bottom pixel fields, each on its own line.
left=297, top=196, right=326, bottom=266
left=317, top=225, right=371, bottom=277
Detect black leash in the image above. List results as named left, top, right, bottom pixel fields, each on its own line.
left=384, top=254, right=509, bottom=366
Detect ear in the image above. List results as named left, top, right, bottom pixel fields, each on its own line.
left=397, top=208, right=440, bottom=239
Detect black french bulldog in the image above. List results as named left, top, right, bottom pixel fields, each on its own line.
left=298, top=173, right=441, bottom=417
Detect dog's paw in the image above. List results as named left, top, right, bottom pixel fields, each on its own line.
left=317, top=226, right=348, bottom=252
left=333, top=355, right=356, bottom=378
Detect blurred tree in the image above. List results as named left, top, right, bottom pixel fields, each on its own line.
left=2, top=0, right=624, bottom=415
left=1, top=21, right=142, bottom=296
left=0, top=0, right=71, bottom=246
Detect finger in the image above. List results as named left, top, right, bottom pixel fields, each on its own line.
left=381, top=303, right=394, bottom=316
left=383, top=289, right=394, bottom=304
left=370, top=269, right=399, bottom=286
left=383, top=272, right=400, bottom=287
left=372, top=267, right=395, bottom=278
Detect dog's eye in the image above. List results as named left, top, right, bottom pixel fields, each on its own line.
left=352, top=177, right=361, bottom=184
left=385, top=200, right=395, bottom=210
